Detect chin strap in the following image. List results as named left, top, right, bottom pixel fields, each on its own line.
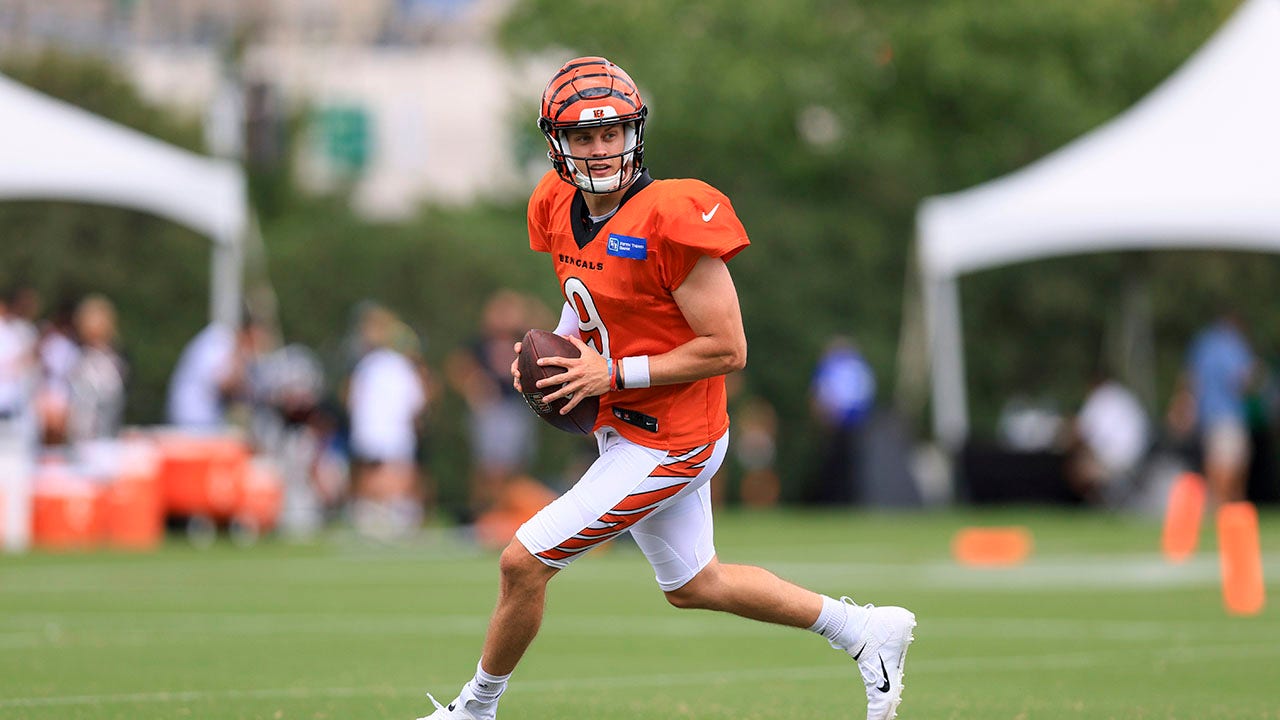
left=567, top=159, right=624, bottom=193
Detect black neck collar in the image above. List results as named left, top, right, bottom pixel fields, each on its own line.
left=570, top=169, right=654, bottom=249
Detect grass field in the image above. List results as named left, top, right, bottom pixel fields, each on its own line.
left=2, top=508, right=1278, bottom=720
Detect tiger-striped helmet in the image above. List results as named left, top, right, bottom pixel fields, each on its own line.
left=538, top=57, right=647, bottom=194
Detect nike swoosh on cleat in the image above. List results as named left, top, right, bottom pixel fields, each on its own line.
left=851, top=642, right=867, bottom=661
left=876, top=656, right=891, bottom=693
left=701, top=203, right=720, bottom=222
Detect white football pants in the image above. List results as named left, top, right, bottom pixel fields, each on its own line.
left=516, top=426, right=728, bottom=591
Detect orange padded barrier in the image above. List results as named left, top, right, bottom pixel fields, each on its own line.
left=1162, top=472, right=1206, bottom=563
left=952, top=526, right=1033, bottom=566
left=1217, top=502, right=1265, bottom=616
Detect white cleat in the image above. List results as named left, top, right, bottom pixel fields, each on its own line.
left=416, top=692, right=485, bottom=720
left=843, top=600, right=916, bottom=720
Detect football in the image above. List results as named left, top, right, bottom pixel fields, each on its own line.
left=517, top=329, right=600, bottom=435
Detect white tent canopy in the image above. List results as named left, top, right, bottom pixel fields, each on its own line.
left=917, top=0, right=1280, bottom=448
left=0, top=72, right=247, bottom=327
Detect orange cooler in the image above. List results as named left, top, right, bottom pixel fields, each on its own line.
left=238, top=459, right=284, bottom=533
left=100, top=480, right=162, bottom=550
left=32, top=465, right=101, bottom=550
left=157, top=434, right=249, bottom=519
left=103, top=439, right=163, bottom=549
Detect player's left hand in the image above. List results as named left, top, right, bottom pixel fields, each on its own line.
left=537, top=335, right=610, bottom=413
left=510, top=341, right=524, bottom=393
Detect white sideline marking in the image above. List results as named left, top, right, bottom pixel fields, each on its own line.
left=5, top=552, right=1278, bottom=598
left=769, top=554, right=1280, bottom=592
left=0, top=611, right=1274, bottom=650
left=0, top=686, right=396, bottom=709
left=0, top=633, right=48, bottom=649
left=3, top=641, right=1276, bottom=709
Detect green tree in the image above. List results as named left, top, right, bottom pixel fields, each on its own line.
left=498, top=0, right=1252, bottom=493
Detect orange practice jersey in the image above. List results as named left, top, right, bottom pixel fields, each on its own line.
left=527, top=170, right=750, bottom=449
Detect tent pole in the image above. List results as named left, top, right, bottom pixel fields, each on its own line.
left=925, top=273, right=968, bottom=450
left=894, top=236, right=930, bottom=422
left=210, top=229, right=243, bottom=329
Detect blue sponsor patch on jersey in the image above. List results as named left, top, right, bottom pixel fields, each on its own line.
left=606, top=233, right=648, bottom=260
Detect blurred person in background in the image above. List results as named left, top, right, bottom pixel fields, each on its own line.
left=996, top=394, right=1066, bottom=452
left=65, top=294, right=128, bottom=443
left=808, top=335, right=876, bottom=505
left=419, top=56, right=915, bottom=720
left=7, top=285, right=42, bottom=337
left=733, top=393, right=781, bottom=508
left=346, top=304, right=428, bottom=540
left=0, top=288, right=39, bottom=552
left=714, top=370, right=780, bottom=508
left=401, top=326, right=441, bottom=519
left=445, top=289, right=544, bottom=523
left=166, top=316, right=265, bottom=430
left=1066, top=370, right=1149, bottom=506
left=35, top=298, right=78, bottom=445
left=1182, top=311, right=1257, bottom=505
left=1243, top=351, right=1280, bottom=504
left=0, top=289, right=39, bottom=419
left=251, top=342, right=345, bottom=538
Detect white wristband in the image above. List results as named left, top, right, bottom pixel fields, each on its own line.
left=621, top=355, right=651, bottom=389
left=553, top=301, right=581, bottom=338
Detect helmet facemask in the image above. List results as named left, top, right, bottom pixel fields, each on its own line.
left=543, top=117, right=645, bottom=194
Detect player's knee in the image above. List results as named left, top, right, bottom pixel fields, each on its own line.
left=664, top=585, right=705, bottom=609
left=664, top=576, right=720, bottom=610
left=498, top=540, right=549, bottom=589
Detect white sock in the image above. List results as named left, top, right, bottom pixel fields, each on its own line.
left=464, top=661, right=511, bottom=706
left=809, top=595, right=868, bottom=650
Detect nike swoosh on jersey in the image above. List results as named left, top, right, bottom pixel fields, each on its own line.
left=701, top=203, right=721, bottom=222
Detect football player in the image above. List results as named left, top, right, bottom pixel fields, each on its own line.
left=420, top=56, right=916, bottom=720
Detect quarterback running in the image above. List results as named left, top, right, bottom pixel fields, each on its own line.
left=419, top=56, right=916, bottom=720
